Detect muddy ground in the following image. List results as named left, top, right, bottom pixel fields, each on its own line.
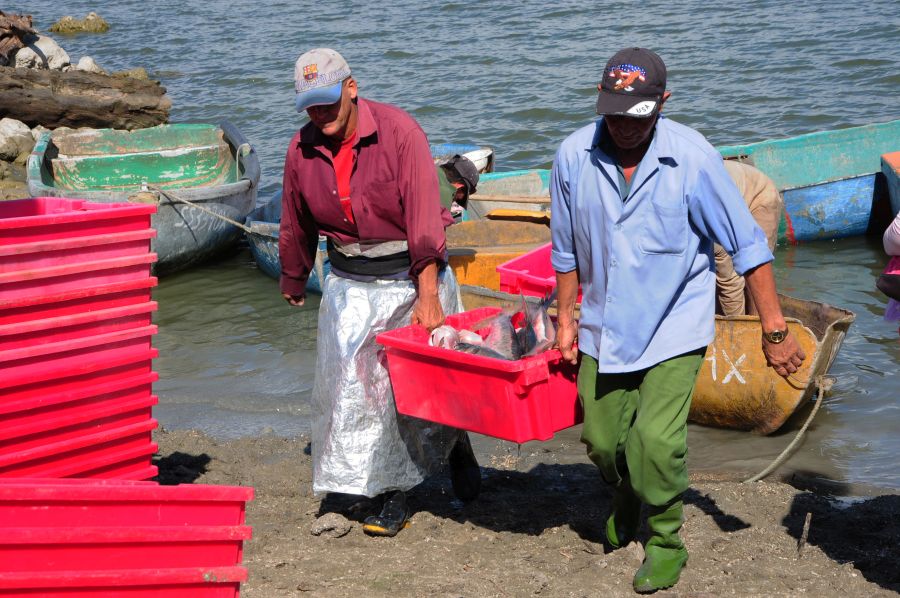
left=155, top=429, right=899, bottom=597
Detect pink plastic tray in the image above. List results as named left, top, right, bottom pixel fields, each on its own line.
left=496, top=242, right=582, bottom=302
left=377, top=307, right=580, bottom=443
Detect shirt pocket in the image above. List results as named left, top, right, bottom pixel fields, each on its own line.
left=364, top=179, right=404, bottom=229
left=638, top=199, right=688, bottom=256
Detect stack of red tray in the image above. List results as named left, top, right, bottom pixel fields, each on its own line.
left=0, top=198, right=159, bottom=480
left=0, top=478, right=253, bottom=597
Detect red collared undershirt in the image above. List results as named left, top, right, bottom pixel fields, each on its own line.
left=331, top=133, right=358, bottom=223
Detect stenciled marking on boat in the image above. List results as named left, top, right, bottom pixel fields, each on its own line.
left=169, top=204, right=237, bottom=232
left=705, top=345, right=748, bottom=384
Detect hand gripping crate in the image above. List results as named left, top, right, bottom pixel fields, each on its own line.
left=377, top=307, right=580, bottom=443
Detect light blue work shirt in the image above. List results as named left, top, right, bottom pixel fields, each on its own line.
left=550, top=116, right=773, bottom=373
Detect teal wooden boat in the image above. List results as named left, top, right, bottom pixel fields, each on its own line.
left=467, top=119, right=900, bottom=244
left=26, top=122, right=260, bottom=275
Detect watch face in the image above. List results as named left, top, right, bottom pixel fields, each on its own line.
left=767, top=330, right=786, bottom=343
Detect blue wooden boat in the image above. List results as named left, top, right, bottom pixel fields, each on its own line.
left=246, top=144, right=493, bottom=292
left=245, top=193, right=330, bottom=294
left=27, top=121, right=260, bottom=275
left=467, top=119, right=900, bottom=244
left=717, top=119, right=900, bottom=243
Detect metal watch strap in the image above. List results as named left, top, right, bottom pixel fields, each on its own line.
left=763, top=329, right=788, bottom=344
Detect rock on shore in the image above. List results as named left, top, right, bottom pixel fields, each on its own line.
left=49, top=13, right=110, bottom=34
left=14, top=34, right=70, bottom=70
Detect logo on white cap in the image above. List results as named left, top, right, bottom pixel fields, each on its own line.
left=626, top=101, right=657, bottom=116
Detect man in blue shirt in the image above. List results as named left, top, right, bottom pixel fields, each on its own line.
left=550, top=47, right=806, bottom=593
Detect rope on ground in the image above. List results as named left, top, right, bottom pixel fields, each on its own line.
left=146, top=184, right=253, bottom=234
left=741, top=375, right=826, bottom=484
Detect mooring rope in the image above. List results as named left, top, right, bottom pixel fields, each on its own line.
left=742, top=375, right=826, bottom=483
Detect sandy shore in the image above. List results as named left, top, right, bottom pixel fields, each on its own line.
left=155, top=429, right=898, bottom=597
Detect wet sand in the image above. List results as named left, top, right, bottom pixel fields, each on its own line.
left=156, top=429, right=899, bottom=597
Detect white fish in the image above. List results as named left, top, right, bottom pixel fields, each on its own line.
left=429, top=325, right=460, bottom=349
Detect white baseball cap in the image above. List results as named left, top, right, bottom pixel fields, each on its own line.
left=294, top=48, right=352, bottom=112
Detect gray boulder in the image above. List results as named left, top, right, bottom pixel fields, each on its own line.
left=14, top=34, right=70, bottom=70
left=0, top=118, right=34, bottom=161
left=76, top=55, right=105, bottom=74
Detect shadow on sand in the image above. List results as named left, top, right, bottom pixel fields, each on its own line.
left=153, top=451, right=211, bottom=485
left=782, top=472, right=900, bottom=593
left=319, top=462, right=750, bottom=545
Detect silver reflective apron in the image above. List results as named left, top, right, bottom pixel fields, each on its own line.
left=310, top=267, right=465, bottom=497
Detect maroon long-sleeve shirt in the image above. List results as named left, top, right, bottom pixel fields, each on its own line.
left=279, top=98, right=453, bottom=297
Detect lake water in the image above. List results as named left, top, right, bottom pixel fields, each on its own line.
left=13, top=1, right=900, bottom=491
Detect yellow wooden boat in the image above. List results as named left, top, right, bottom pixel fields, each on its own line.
left=446, top=220, right=549, bottom=290
left=458, top=285, right=854, bottom=435
left=693, top=295, right=854, bottom=434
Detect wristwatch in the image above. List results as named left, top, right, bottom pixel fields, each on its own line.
left=763, top=328, right=788, bottom=344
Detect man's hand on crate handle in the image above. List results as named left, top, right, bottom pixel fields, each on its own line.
left=555, top=270, right=580, bottom=365
left=411, top=262, right=445, bottom=332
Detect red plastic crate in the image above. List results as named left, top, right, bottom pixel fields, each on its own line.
left=0, top=419, right=157, bottom=479
left=0, top=526, right=251, bottom=571
left=0, top=197, right=156, bottom=245
left=496, top=242, right=582, bottom=302
left=377, top=307, right=580, bottom=443
left=0, top=352, right=157, bottom=402
left=0, top=567, right=247, bottom=597
left=0, top=326, right=156, bottom=384
left=0, top=301, right=156, bottom=351
left=0, top=278, right=157, bottom=321
left=79, top=460, right=158, bottom=481
left=0, top=376, right=156, bottom=433
left=0, top=229, right=156, bottom=273
left=0, top=254, right=156, bottom=302
left=0, top=481, right=253, bottom=597
left=0, top=481, right=253, bottom=527
left=0, top=395, right=156, bottom=454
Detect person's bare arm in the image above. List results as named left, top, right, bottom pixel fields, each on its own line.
left=555, top=269, right=579, bottom=365
left=743, top=262, right=806, bottom=377
left=411, top=261, right=444, bottom=331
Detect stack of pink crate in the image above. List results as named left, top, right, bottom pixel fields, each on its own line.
left=0, top=197, right=159, bottom=480
left=0, top=198, right=255, bottom=596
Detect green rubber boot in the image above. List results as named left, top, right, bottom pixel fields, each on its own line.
left=604, top=481, right=642, bottom=550
left=633, top=499, right=688, bottom=593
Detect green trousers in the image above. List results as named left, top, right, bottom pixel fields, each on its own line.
left=578, top=349, right=706, bottom=507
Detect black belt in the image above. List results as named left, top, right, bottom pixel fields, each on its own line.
left=326, top=240, right=411, bottom=277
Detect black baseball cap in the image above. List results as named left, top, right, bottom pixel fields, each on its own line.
left=595, top=47, right=667, bottom=118
left=440, top=155, right=479, bottom=194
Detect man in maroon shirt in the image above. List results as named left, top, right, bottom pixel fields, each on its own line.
left=280, top=48, right=480, bottom=537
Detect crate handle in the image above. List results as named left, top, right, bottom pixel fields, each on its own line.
left=513, top=358, right=550, bottom=395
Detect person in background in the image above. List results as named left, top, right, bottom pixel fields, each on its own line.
left=279, top=48, right=480, bottom=537
left=878, top=208, right=900, bottom=329
left=884, top=209, right=900, bottom=257
left=437, top=154, right=480, bottom=219
left=550, top=47, right=806, bottom=593
left=715, top=160, right=784, bottom=316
